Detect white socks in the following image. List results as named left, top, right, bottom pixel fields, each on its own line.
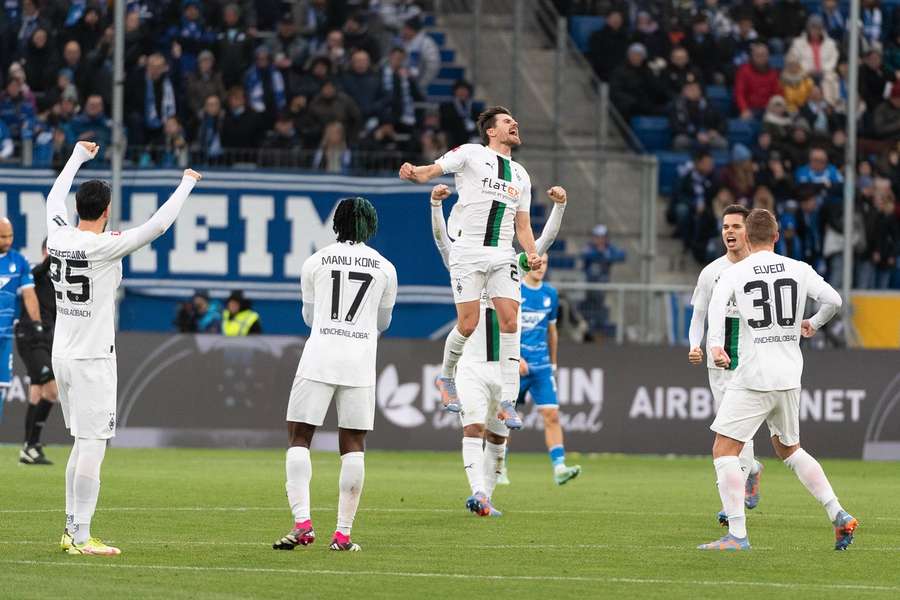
left=738, top=440, right=758, bottom=477
left=784, top=448, right=843, bottom=521
left=714, top=456, right=746, bottom=539
left=462, top=437, right=486, bottom=495
left=336, top=452, right=365, bottom=536
left=499, top=331, right=520, bottom=403
left=441, top=327, right=469, bottom=378
left=72, top=438, right=106, bottom=545
left=285, top=446, right=312, bottom=524
left=483, top=440, right=506, bottom=498
left=65, top=440, right=80, bottom=530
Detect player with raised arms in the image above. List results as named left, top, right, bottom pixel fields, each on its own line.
left=274, top=197, right=397, bottom=552
left=47, top=142, right=201, bottom=555
left=430, top=182, right=567, bottom=515
left=399, top=106, right=543, bottom=430
left=687, top=204, right=764, bottom=522
left=698, top=208, right=858, bottom=551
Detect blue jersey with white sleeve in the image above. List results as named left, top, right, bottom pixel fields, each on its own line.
left=520, top=281, right=558, bottom=372
left=0, top=250, right=35, bottom=337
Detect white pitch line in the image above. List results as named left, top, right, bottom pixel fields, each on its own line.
left=2, top=560, right=898, bottom=593
left=1, top=505, right=897, bottom=522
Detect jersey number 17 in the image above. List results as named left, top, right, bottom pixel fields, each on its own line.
left=330, top=270, right=373, bottom=324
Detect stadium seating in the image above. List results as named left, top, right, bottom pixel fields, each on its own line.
left=630, top=117, right=672, bottom=153
left=569, top=16, right=605, bottom=52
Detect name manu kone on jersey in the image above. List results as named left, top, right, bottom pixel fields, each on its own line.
left=321, top=255, right=382, bottom=268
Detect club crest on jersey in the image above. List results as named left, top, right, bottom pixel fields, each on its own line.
left=108, top=413, right=116, bottom=431
left=456, top=279, right=463, bottom=294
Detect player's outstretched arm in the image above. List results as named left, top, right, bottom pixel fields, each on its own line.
left=399, top=161, right=444, bottom=183
left=534, top=187, right=568, bottom=255
left=430, top=184, right=452, bottom=270
left=106, top=169, right=201, bottom=260
left=46, top=141, right=98, bottom=233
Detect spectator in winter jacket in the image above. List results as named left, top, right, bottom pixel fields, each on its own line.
left=267, top=13, right=309, bottom=77
left=629, top=11, right=669, bottom=61
left=339, top=50, right=387, bottom=129
left=787, top=15, right=839, bottom=82
left=781, top=58, right=815, bottom=113
left=382, top=47, right=421, bottom=132
left=662, top=46, right=703, bottom=96
left=859, top=46, right=892, bottom=116
left=66, top=94, right=112, bottom=154
left=259, top=112, right=302, bottom=167
left=196, top=94, right=225, bottom=162
left=0, top=77, right=36, bottom=141
left=400, top=16, right=440, bottom=92
left=309, top=79, right=362, bottom=140
left=684, top=14, right=726, bottom=85
left=22, top=28, right=58, bottom=102
left=873, top=81, right=900, bottom=140
left=216, top=2, right=254, bottom=88
left=669, top=77, right=727, bottom=150
left=440, top=79, right=479, bottom=148
left=222, top=86, right=263, bottom=150
left=185, top=50, right=226, bottom=118
left=125, top=53, right=178, bottom=147
left=587, top=8, right=629, bottom=82
left=795, top=147, right=843, bottom=191
left=165, top=0, right=215, bottom=75
left=609, top=43, right=669, bottom=121
left=734, top=42, right=782, bottom=120
left=343, top=11, right=381, bottom=65
left=771, top=0, right=809, bottom=46
left=818, top=0, right=846, bottom=42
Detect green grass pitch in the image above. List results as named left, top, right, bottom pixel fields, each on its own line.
left=1, top=447, right=898, bottom=599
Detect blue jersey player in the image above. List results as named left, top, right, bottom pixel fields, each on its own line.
left=518, top=254, right=581, bottom=485
left=0, top=218, right=42, bottom=422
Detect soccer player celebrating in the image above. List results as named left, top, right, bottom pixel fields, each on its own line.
left=274, top=197, right=397, bottom=552
left=399, top=106, right=543, bottom=430
left=430, top=182, right=566, bottom=515
left=16, top=239, right=60, bottom=465
left=47, top=142, right=201, bottom=556
left=698, top=209, right=857, bottom=551
left=687, top=205, right=763, bottom=520
left=519, top=253, right=581, bottom=485
left=0, top=218, right=42, bottom=427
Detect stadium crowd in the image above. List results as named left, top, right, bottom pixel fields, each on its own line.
left=576, top=0, right=900, bottom=289
left=0, top=0, right=475, bottom=173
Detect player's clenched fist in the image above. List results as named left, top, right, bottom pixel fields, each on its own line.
left=800, top=320, right=817, bottom=338
left=711, top=346, right=731, bottom=369
left=547, top=186, right=567, bottom=204
left=430, top=184, right=451, bottom=203
left=527, top=252, right=542, bottom=270
left=76, top=141, right=99, bottom=159
left=183, top=168, right=202, bottom=181
left=688, top=346, right=703, bottom=364
left=399, top=162, right=417, bottom=181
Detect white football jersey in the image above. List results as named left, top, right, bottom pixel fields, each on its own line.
left=436, top=143, right=532, bottom=250
left=691, top=255, right=742, bottom=370
left=708, top=251, right=841, bottom=391
left=297, top=242, right=397, bottom=387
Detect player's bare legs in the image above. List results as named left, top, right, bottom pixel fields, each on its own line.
left=492, top=297, right=523, bottom=429
left=438, top=299, right=480, bottom=412
left=333, top=428, right=367, bottom=551
left=771, top=435, right=858, bottom=550
left=275, top=421, right=317, bottom=549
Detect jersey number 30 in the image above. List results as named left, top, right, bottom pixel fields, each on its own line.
left=48, top=257, right=92, bottom=304
left=743, top=278, right=798, bottom=329
left=330, top=270, right=373, bottom=324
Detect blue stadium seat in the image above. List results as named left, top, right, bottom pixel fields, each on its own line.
left=631, top=116, right=672, bottom=152
left=655, top=151, right=691, bottom=196
left=569, top=16, right=605, bottom=52
left=727, top=119, right=760, bottom=147
left=550, top=239, right=567, bottom=252
left=548, top=255, right=577, bottom=270
left=440, top=49, right=455, bottom=62
left=427, top=82, right=454, bottom=97
left=705, top=85, right=732, bottom=116
left=423, top=14, right=436, bottom=27
left=769, top=53, right=784, bottom=70
left=427, top=31, right=446, bottom=46
left=439, top=66, right=464, bottom=81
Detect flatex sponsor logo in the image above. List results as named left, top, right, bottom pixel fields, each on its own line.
left=376, top=364, right=603, bottom=432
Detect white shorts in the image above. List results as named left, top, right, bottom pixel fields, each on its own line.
left=287, top=376, right=375, bottom=431
left=708, top=368, right=734, bottom=410
left=54, top=356, right=118, bottom=440
left=449, top=246, right=520, bottom=304
left=455, top=361, right=509, bottom=437
left=711, top=387, right=801, bottom=446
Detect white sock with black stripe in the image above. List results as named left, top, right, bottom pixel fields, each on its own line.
left=441, top=327, right=468, bottom=379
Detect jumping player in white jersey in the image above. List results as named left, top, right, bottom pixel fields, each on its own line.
left=274, top=197, right=397, bottom=552
left=399, top=106, right=547, bottom=430
left=47, top=142, right=200, bottom=556
left=687, top=204, right=764, bottom=523
left=430, top=182, right=566, bottom=516
left=698, top=209, right=857, bottom=551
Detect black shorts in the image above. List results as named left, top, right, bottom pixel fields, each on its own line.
left=14, top=329, right=54, bottom=385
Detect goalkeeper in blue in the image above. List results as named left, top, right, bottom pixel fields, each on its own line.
left=518, top=257, right=581, bottom=485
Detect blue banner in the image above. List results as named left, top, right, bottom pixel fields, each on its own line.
left=0, top=168, right=456, bottom=337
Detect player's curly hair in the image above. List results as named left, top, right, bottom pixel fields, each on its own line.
left=76, top=179, right=112, bottom=221
left=333, top=196, right=378, bottom=243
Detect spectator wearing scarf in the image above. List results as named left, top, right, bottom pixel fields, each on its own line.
left=440, top=79, right=478, bottom=148
left=244, top=46, right=285, bottom=129
left=196, top=94, right=224, bottom=161
left=382, top=47, right=418, bottom=130
left=167, top=0, right=215, bottom=75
